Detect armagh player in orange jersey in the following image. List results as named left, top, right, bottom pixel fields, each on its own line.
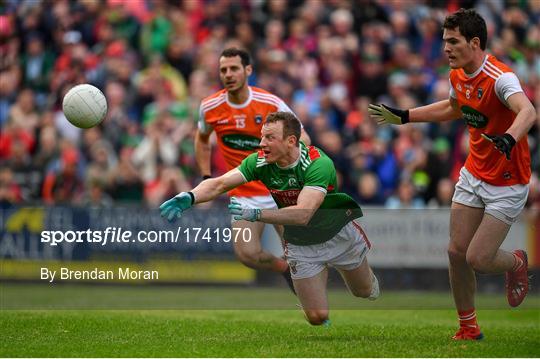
left=195, top=48, right=310, bottom=291
left=368, top=9, right=536, bottom=340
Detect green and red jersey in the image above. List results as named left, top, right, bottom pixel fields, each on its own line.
left=239, top=142, right=363, bottom=245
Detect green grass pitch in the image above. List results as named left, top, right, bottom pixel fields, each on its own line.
left=1, top=284, right=539, bottom=357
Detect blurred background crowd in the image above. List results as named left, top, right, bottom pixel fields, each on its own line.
left=0, top=0, right=538, bottom=210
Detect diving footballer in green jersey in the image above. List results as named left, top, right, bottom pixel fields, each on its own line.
left=160, top=112, right=379, bottom=326
left=239, top=143, right=363, bottom=246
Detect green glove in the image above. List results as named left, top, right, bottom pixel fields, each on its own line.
left=228, top=197, right=261, bottom=222
left=368, top=104, right=410, bottom=125
left=159, top=192, right=194, bottom=222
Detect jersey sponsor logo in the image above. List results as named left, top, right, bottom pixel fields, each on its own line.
left=270, top=188, right=301, bottom=206
left=221, top=134, right=261, bottom=150
left=461, top=106, right=488, bottom=128
left=456, top=83, right=462, bottom=91
left=217, top=119, right=229, bottom=124
left=270, top=178, right=284, bottom=185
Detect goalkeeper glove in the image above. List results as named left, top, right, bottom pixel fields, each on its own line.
left=481, top=133, right=516, bottom=160
left=228, top=197, right=261, bottom=222
left=159, top=192, right=194, bottom=222
left=368, top=104, right=410, bottom=125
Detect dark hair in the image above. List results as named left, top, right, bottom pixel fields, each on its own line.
left=265, top=112, right=301, bottom=146
left=220, top=47, right=251, bottom=67
left=443, top=8, right=487, bottom=50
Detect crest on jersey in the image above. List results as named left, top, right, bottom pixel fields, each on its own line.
left=288, top=177, right=298, bottom=187
left=254, top=114, right=263, bottom=124
left=477, top=88, right=483, bottom=99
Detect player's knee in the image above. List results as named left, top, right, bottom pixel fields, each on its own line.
left=304, top=309, right=329, bottom=326
left=233, top=248, right=260, bottom=268
left=349, top=284, right=372, bottom=298
left=448, top=243, right=467, bottom=262
left=466, top=252, right=491, bottom=273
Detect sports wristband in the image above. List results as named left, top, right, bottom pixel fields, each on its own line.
left=187, top=191, right=195, bottom=205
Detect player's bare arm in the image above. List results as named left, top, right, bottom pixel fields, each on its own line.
left=195, top=129, right=213, bottom=178
left=409, top=97, right=462, bottom=122
left=159, top=168, right=245, bottom=221
left=192, top=168, right=246, bottom=203
left=503, top=92, right=536, bottom=141
left=481, top=92, right=536, bottom=160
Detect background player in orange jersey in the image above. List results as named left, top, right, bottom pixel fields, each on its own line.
left=195, top=48, right=310, bottom=291
left=368, top=8, right=536, bottom=340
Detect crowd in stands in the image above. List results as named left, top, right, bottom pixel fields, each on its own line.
left=0, top=0, right=538, bottom=210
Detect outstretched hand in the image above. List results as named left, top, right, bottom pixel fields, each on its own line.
left=159, top=192, right=194, bottom=222
left=368, top=104, right=410, bottom=125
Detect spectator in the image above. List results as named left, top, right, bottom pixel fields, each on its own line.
left=385, top=178, right=426, bottom=209
left=144, top=165, right=190, bottom=207
left=81, top=177, right=114, bottom=208
left=108, top=146, right=144, bottom=203
left=0, top=167, right=22, bottom=206
left=427, top=177, right=455, bottom=208
left=356, top=171, right=384, bottom=205
left=41, top=146, right=84, bottom=204
left=20, top=33, right=54, bottom=107
left=7, top=88, right=40, bottom=133
left=132, top=118, right=178, bottom=183
left=0, top=121, right=35, bottom=160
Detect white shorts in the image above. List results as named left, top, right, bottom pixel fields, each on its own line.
left=230, top=195, right=277, bottom=222
left=452, top=167, right=529, bottom=225
left=284, top=220, right=371, bottom=280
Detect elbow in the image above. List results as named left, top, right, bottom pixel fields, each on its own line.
left=214, top=178, right=228, bottom=194
left=527, top=107, right=538, bottom=126
left=296, top=210, right=314, bottom=226
left=196, top=131, right=211, bottom=144
left=518, top=107, right=538, bottom=135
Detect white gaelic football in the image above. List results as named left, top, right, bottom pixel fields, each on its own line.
left=62, top=84, right=108, bottom=128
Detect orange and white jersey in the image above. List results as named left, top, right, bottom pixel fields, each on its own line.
left=198, top=86, right=294, bottom=197
left=449, top=54, right=531, bottom=186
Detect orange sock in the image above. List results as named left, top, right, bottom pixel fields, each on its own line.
left=271, top=258, right=289, bottom=273
left=511, top=253, right=524, bottom=272
left=458, top=309, right=478, bottom=328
